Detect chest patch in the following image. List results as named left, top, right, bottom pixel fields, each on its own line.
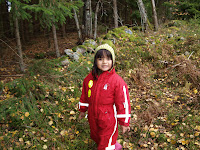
left=103, top=83, right=110, bottom=90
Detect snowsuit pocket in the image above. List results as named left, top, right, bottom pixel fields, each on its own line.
left=97, top=108, right=111, bottom=130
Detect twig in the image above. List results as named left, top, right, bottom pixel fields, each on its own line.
left=0, top=39, right=20, bottom=58
left=188, top=51, right=194, bottom=60
left=0, top=74, right=24, bottom=77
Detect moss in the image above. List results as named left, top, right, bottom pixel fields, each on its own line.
left=168, top=26, right=180, bottom=31
left=101, top=40, right=116, bottom=50
left=78, top=45, right=87, bottom=50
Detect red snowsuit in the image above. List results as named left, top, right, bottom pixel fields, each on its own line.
left=79, top=68, right=131, bottom=150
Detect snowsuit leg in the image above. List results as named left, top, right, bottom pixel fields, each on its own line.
left=89, top=106, right=118, bottom=150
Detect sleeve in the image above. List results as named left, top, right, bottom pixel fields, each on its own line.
left=78, top=79, right=89, bottom=112
left=114, top=79, right=131, bottom=126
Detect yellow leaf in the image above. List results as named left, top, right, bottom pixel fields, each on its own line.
left=150, top=132, right=156, bottom=138
left=25, top=112, right=29, bottom=117
left=48, top=121, right=53, bottom=126
left=19, top=138, right=23, bottom=142
left=69, top=98, right=75, bottom=102
left=171, top=139, right=176, bottom=145
left=62, top=87, right=67, bottom=92
left=135, top=105, right=141, bottom=109
left=20, top=115, right=24, bottom=120
left=43, top=145, right=47, bottom=149
left=195, top=126, right=200, bottom=131
left=194, top=132, right=199, bottom=136
left=87, top=61, right=92, bottom=64
left=193, top=88, right=198, bottom=94
left=167, top=139, right=171, bottom=142
left=70, top=110, right=75, bottom=115
left=0, top=136, right=4, bottom=140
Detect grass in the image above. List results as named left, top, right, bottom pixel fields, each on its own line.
left=0, top=20, right=200, bottom=149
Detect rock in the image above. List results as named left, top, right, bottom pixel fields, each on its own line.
left=124, top=29, right=133, bottom=35
left=185, top=51, right=190, bottom=56
left=180, top=37, right=185, bottom=41
left=64, top=49, right=80, bottom=61
left=61, top=58, right=69, bottom=66
left=73, top=52, right=80, bottom=61
left=76, top=47, right=87, bottom=54
left=87, top=47, right=95, bottom=53
left=168, top=34, right=173, bottom=38
left=83, top=39, right=97, bottom=46
left=64, top=49, right=73, bottom=57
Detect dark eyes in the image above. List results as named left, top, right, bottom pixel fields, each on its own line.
left=97, top=57, right=111, bottom=61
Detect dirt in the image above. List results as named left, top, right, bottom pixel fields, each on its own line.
left=0, top=32, right=79, bottom=83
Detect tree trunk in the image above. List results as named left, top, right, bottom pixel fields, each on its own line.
left=62, top=24, right=66, bottom=37
left=85, top=0, right=92, bottom=38
left=137, top=0, right=148, bottom=32
left=15, top=17, right=25, bottom=72
left=71, top=0, right=83, bottom=43
left=94, top=0, right=100, bottom=40
left=151, top=0, right=158, bottom=31
left=113, top=0, right=118, bottom=28
left=52, top=24, right=60, bottom=57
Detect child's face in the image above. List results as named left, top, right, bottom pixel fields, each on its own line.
left=96, top=55, right=112, bottom=72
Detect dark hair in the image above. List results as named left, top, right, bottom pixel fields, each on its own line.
left=92, top=49, right=113, bottom=80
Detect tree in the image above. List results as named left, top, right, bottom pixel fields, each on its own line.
left=9, top=0, right=31, bottom=72
left=164, top=0, right=200, bottom=20
left=94, top=0, right=101, bottom=40
left=84, top=0, right=92, bottom=39
left=137, top=0, right=148, bottom=32
left=113, top=0, right=118, bottom=28
left=151, top=0, right=158, bottom=31
left=25, top=0, right=83, bottom=57
left=71, top=0, right=83, bottom=43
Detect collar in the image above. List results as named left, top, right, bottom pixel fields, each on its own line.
left=98, top=68, right=115, bottom=79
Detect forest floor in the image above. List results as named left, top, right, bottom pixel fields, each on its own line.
left=0, top=31, right=79, bottom=83
left=0, top=20, right=200, bottom=150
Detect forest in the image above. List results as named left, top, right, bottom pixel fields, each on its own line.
left=0, top=0, right=200, bottom=149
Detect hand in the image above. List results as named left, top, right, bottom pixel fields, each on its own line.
left=121, top=125, right=130, bottom=134
left=79, top=112, right=85, bottom=120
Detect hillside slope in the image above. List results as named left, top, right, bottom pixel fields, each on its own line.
left=0, top=20, right=199, bottom=150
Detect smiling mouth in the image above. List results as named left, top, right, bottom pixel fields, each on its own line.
left=102, top=65, right=108, bottom=67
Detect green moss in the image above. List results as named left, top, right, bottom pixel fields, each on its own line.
left=101, top=40, right=116, bottom=50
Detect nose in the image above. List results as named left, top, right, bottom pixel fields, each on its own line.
left=102, top=58, right=107, bottom=63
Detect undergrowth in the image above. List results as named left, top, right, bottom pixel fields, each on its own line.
left=0, top=20, right=199, bottom=150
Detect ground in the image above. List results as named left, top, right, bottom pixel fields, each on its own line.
left=0, top=31, right=79, bottom=83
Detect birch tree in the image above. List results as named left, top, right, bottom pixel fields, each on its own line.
left=94, top=0, right=101, bottom=40
left=71, top=0, right=83, bottom=43
left=151, top=0, right=158, bottom=31
left=137, top=0, right=148, bottom=32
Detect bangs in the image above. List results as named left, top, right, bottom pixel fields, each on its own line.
left=95, top=49, right=112, bottom=60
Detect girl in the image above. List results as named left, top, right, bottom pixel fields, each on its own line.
left=79, top=44, right=131, bottom=150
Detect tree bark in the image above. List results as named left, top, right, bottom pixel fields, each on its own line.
left=94, top=0, right=100, bottom=40
left=85, top=0, right=92, bottom=38
left=52, top=24, right=60, bottom=57
left=113, top=0, right=118, bottom=28
left=137, top=0, right=148, bottom=32
left=15, top=17, right=25, bottom=72
left=151, top=0, right=159, bottom=31
left=62, top=24, right=66, bottom=37
left=71, top=0, right=83, bottom=43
